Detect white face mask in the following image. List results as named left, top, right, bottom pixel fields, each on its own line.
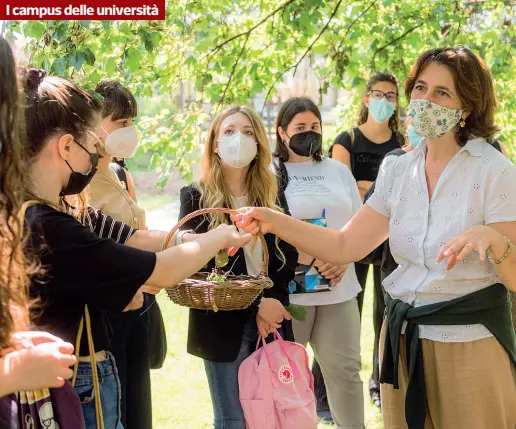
left=218, top=132, right=257, bottom=169
left=102, top=125, right=139, bottom=158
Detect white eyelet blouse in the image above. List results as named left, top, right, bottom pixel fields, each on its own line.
left=367, top=138, right=516, bottom=342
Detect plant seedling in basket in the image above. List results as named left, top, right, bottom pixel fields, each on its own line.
left=207, top=250, right=237, bottom=283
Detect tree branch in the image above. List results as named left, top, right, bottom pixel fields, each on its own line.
left=218, top=32, right=250, bottom=109
left=372, top=23, right=423, bottom=70
left=201, top=0, right=298, bottom=61
left=260, top=0, right=344, bottom=114
left=335, top=0, right=377, bottom=53
left=292, top=0, right=344, bottom=77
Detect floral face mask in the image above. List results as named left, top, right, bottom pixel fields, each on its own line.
left=408, top=99, right=463, bottom=138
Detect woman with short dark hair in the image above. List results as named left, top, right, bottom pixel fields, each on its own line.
left=233, top=48, right=516, bottom=429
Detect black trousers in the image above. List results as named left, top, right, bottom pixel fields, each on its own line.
left=313, top=262, right=385, bottom=411
left=108, top=304, right=152, bottom=429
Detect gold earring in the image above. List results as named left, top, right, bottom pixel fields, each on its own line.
left=459, top=119, right=466, bottom=128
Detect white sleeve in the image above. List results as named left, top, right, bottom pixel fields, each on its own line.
left=485, top=160, right=516, bottom=225
left=366, top=155, right=397, bottom=218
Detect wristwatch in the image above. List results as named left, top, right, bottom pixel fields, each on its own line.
left=487, top=235, right=514, bottom=265
left=176, top=229, right=193, bottom=246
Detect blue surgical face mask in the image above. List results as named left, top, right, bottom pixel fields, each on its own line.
left=407, top=125, right=424, bottom=148
left=368, top=98, right=396, bottom=123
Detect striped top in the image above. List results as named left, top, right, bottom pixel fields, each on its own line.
left=64, top=203, right=135, bottom=243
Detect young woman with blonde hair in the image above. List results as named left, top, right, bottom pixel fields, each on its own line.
left=178, top=104, right=297, bottom=429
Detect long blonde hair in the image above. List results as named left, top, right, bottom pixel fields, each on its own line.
left=198, top=105, right=282, bottom=229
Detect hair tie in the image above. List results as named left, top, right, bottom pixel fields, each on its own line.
left=26, top=68, right=46, bottom=90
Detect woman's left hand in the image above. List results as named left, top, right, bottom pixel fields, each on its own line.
left=437, top=225, right=504, bottom=270
left=258, top=297, right=292, bottom=328
left=315, top=261, right=348, bottom=286
left=123, top=287, right=145, bottom=311
left=256, top=315, right=273, bottom=338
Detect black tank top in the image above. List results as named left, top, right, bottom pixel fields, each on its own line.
left=329, top=127, right=401, bottom=181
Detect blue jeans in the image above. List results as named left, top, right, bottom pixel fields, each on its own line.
left=74, top=351, right=124, bottom=429
left=204, top=318, right=283, bottom=429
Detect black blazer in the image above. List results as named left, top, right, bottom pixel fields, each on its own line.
left=178, top=184, right=298, bottom=362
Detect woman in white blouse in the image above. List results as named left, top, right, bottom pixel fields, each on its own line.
left=232, top=47, right=516, bottom=429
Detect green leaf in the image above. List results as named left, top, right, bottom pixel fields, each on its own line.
left=351, top=75, right=367, bottom=88
left=145, top=41, right=154, bottom=52
left=83, top=48, right=96, bottom=66
left=50, top=58, right=66, bottom=76
left=66, top=49, right=77, bottom=67
left=125, top=48, right=142, bottom=72
left=150, top=32, right=162, bottom=46
left=196, top=38, right=212, bottom=52
left=74, top=51, right=85, bottom=72
left=25, top=21, right=46, bottom=39
left=105, top=57, right=117, bottom=75
left=286, top=304, right=307, bottom=322
left=89, top=71, right=101, bottom=84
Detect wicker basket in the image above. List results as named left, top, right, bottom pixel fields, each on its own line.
left=162, top=208, right=273, bottom=311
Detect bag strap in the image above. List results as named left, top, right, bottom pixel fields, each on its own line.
left=110, top=162, right=128, bottom=184
left=18, top=200, right=104, bottom=428
left=272, top=156, right=289, bottom=190
left=348, top=128, right=355, bottom=147
left=72, top=305, right=105, bottom=429
left=256, top=330, right=301, bottom=380
left=110, top=162, right=128, bottom=190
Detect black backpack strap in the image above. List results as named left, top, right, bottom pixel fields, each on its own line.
left=110, top=162, right=128, bottom=190
left=273, top=157, right=289, bottom=191
left=348, top=128, right=355, bottom=146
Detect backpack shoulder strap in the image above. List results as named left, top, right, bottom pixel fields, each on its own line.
left=348, top=128, right=356, bottom=146
left=110, top=162, right=128, bottom=190
left=273, top=157, right=289, bottom=190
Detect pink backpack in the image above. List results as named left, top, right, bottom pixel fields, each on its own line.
left=238, top=331, right=318, bottom=429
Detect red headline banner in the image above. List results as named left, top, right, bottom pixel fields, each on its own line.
left=1, top=0, right=165, bottom=20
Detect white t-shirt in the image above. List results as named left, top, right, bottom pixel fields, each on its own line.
left=367, top=138, right=516, bottom=342
left=230, top=195, right=263, bottom=277
left=284, top=158, right=363, bottom=306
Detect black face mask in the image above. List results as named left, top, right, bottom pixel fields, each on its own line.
left=287, top=131, right=322, bottom=157
left=60, top=140, right=100, bottom=196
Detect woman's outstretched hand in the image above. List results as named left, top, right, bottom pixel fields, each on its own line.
left=230, top=207, right=275, bottom=235
left=215, top=223, right=252, bottom=249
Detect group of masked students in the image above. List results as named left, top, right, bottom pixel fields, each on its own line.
left=0, top=34, right=515, bottom=429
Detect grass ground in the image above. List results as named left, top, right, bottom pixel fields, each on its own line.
left=149, top=274, right=384, bottom=429
left=137, top=193, right=177, bottom=212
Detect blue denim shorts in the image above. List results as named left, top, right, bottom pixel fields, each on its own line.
left=74, top=351, right=124, bottom=429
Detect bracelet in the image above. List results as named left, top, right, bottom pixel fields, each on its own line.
left=176, top=230, right=193, bottom=246
left=487, top=235, right=514, bottom=265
